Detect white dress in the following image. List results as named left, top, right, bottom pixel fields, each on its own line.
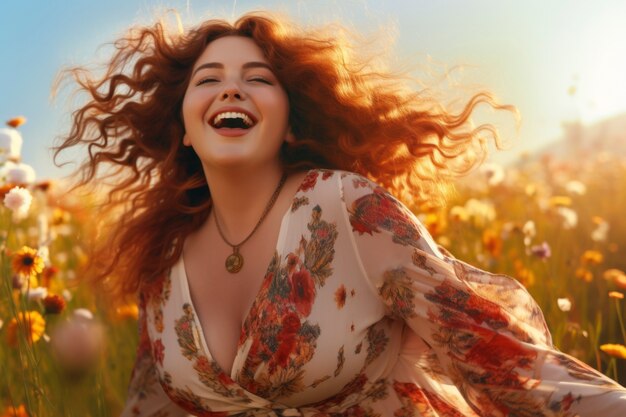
left=121, top=169, right=626, bottom=417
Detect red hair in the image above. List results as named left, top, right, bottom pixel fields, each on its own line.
left=54, top=12, right=516, bottom=297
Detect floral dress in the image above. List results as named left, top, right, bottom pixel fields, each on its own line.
left=121, top=169, right=626, bottom=417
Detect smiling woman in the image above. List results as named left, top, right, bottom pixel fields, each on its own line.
left=54, top=10, right=626, bottom=417
left=182, top=36, right=292, bottom=172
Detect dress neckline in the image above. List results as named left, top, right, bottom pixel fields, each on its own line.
left=177, top=169, right=316, bottom=381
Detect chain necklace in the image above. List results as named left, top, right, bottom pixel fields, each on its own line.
left=214, top=173, right=288, bottom=273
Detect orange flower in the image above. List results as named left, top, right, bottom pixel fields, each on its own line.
left=603, top=269, right=626, bottom=289
left=600, top=344, right=626, bottom=360
left=41, top=265, right=59, bottom=287
left=580, top=250, right=603, bottom=266
left=608, top=291, right=624, bottom=299
left=11, top=246, right=44, bottom=277
left=43, top=294, right=67, bottom=314
left=1, top=404, right=29, bottom=417
left=115, top=304, right=139, bottom=320
left=482, top=229, right=502, bottom=258
left=6, top=311, right=46, bottom=347
left=514, top=260, right=536, bottom=287
left=6, top=116, right=27, bottom=128
left=576, top=267, right=593, bottom=283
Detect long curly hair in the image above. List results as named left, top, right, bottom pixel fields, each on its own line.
left=54, top=11, right=516, bottom=297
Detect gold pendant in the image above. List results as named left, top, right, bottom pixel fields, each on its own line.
left=225, top=248, right=243, bottom=273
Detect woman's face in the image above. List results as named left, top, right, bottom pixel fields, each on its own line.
left=182, top=36, right=291, bottom=172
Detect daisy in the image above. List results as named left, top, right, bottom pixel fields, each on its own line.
left=6, top=310, right=46, bottom=347
left=11, top=246, right=45, bottom=277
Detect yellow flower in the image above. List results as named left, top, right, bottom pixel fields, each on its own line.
left=6, top=311, right=46, bottom=347
left=11, top=246, right=44, bottom=277
left=580, top=250, right=603, bottom=266
left=421, top=212, right=447, bottom=237
left=1, top=404, right=29, bottom=417
left=449, top=206, right=469, bottom=222
left=51, top=207, right=71, bottom=225
left=600, top=344, right=626, bottom=360
left=608, top=291, right=624, bottom=299
left=549, top=195, right=572, bottom=207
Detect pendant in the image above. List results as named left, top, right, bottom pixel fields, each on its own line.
left=225, top=247, right=243, bottom=273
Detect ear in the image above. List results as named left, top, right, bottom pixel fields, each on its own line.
left=183, top=133, right=191, bottom=147
left=285, top=128, right=296, bottom=144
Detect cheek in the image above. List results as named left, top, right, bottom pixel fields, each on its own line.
left=182, top=90, right=213, bottom=123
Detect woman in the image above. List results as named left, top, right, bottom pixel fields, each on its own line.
left=56, top=12, right=626, bottom=417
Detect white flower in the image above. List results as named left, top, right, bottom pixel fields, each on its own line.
left=3, top=186, right=32, bottom=221
left=62, top=289, right=73, bottom=301
left=464, top=198, right=496, bottom=228
left=556, top=207, right=578, bottom=229
left=0, top=128, right=22, bottom=162
left=591, top=219, right=610, bottom=242
left=73, top=308, right=94, bottom=321
left=5, top=162, right=36, bottom=184
left=565, top=180, right=587, bottom=196
left=480, top=162, right=505, bottom=186
left=27, top=286, right=48, bottom=301
left=557, top=297, right=572, bottom=312
left=522, top=220, right=536, bottom=246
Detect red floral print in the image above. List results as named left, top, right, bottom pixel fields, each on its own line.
left=289, top=269, right=316, bottom=317
left=335, top=284, right=347, bottom=309
left=153, top=338, right=165, bottom=366
left=298, top=170, right=319, bottom=192
left=348, top=187, right=422, bottom=247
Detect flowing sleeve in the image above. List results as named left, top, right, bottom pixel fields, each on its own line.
left=119, top=294, right=191, bottom=417
left=340, top=173, right=626, bottom=416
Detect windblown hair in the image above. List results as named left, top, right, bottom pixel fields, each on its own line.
left=54, top=11, right=516, bottom=297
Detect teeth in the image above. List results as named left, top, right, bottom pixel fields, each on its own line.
left=212, top=111, right=254, bottom=127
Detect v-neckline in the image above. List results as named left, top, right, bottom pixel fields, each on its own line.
left=177, top=169, right=315, bottom=381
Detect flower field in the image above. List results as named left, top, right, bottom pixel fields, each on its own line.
left=1, top=119, right=625, bottom=416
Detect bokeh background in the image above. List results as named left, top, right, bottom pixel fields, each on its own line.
left=2, top=0, right=626, bottom=179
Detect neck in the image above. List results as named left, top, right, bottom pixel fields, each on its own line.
left=203, top=163, right=285, bottom=243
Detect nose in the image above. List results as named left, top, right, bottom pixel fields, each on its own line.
left=221, top=86, right=244, bottom=101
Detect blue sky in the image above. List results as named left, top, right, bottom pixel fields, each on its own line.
left=2, top=0, right=626, bottom=180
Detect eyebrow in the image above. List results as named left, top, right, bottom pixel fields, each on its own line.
left=191, top=61, right=274, bottom=77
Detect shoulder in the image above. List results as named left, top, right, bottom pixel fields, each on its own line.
left=296, top=169, right=383, bottom=197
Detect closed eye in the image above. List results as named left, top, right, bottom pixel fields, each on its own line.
left=248, top=77, right=273, bottom=85
left=196, top=78, right=219, bottom=86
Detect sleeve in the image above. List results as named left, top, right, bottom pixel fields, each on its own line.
left=340, top=173, right=626, bottom=417
left=119, top=295, right=192, bottom=417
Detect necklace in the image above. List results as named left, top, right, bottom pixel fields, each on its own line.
left=214, top=173, right=288, bottom=273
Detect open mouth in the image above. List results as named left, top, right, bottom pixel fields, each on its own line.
left=210, top=111, right=256, bottom=129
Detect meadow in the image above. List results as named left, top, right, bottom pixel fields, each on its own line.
left=1, top=120, right=625, bottom=416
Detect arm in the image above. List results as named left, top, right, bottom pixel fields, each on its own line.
left=341, top=172, right=626, bottom=416
left=119, top=295, right=191, bottom=417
